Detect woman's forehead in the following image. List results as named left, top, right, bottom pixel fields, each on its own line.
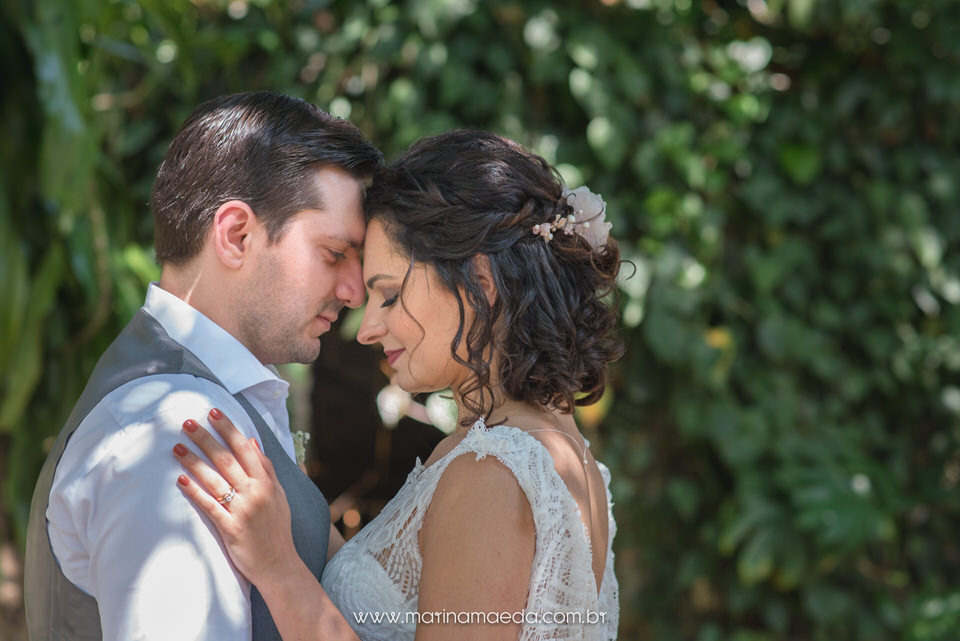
left=362, top=220, right=408, bottom=280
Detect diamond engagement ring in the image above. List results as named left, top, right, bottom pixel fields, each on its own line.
left=217, top=487, right=237, bottom=506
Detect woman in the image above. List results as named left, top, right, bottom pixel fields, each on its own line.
left=174, top=130, right=623, bottom=640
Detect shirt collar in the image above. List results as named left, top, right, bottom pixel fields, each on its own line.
left=143, top=283, right=287, bottom=395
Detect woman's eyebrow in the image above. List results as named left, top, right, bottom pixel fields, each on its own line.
left=365, top=274, right=394, bottom=289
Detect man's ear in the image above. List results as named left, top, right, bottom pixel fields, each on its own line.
left=211, top=200, right=258, bottom=269
left=472, top=254, right=498, bottom=306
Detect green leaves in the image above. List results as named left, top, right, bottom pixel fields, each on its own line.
left=0, top=244, right=64, bottom=433
left=0, top=192, right=29, bottom=388
left=602, top=1, right=960, bottom=638
left=778, top=143, right=822, bottom=186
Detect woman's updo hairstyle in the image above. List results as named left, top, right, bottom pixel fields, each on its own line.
left=363, top=130, right=623, bottom=425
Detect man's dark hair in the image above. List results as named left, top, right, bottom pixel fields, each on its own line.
left=151, top=91, right=383, bottom=266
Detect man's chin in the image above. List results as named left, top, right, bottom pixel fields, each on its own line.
left=264, top=339, right=322, bottom=366
left=295, top=340, right=323, bottom=364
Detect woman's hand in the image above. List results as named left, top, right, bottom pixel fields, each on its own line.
left=174, top=409, right=361, bottom=641
left=173, top=408, right=298, bottom=587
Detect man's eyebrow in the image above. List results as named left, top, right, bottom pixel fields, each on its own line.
left=365, top=274, right=393, bottom=289
left=326, top=233, right=362, bottom=250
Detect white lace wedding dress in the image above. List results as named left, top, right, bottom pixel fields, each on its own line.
left=321, top=420, right=619, bottom=640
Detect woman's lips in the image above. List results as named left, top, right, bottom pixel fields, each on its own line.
left=385, top=349, right=404, bottom=366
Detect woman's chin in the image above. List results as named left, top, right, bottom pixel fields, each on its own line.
left=397, top=381, right=432, bottom=396
left=394, top=374, right=444, bottom=397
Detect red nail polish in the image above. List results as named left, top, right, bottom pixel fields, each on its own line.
left=183, top=419, right=198, bottom=432
left=174, top=443, right=188, bottom=456
left=177, top=474, right=189, bottom=486
left=209, top=408, right=223, bottom=420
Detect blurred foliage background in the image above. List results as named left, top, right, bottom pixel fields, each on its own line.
left=2, top=0, right=960, bottom=639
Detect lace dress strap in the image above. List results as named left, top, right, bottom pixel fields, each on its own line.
left=414, top=422, right=564, bottom=522
left=414, top=422, right=618, bottom=641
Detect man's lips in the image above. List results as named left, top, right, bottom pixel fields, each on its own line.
left=385, top=349, right=404, bottom=366
left=315, top=315, right=335, bottom=331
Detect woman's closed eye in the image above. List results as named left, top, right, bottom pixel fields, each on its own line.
left=380, top=293, right=399, bottom=308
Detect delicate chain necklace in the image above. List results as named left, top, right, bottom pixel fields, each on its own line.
left=523, top=425, right=597, bottom=554
left=523, top=427, right=589, bottom=466
left=483, top=418, right=598, bottom=554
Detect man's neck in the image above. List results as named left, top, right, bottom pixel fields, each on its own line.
left=157, top=266, right=240, bottom=340
left=158, top=268, right=199, bottom=303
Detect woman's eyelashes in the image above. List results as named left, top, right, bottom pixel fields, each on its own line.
left=380, top=292, right=399, bottom=308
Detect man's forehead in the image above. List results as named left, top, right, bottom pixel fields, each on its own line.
left=329, top=229, right=364, bottom=250
left=306, top=166, right=367, bottom=242
left=298, top=207, right=365, bottom=248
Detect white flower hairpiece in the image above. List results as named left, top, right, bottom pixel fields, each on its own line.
left=532, top=185, right=612, bottom=251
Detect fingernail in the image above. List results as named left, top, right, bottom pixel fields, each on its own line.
left=209, top=408, right=223, bottom=420
left=183, top=419, right=199, bottom=432
left=173, top=443, right=188, bottom=456
left=252, top=438, right=262, bottom=453
left=177, top=474, right=189, bottom=486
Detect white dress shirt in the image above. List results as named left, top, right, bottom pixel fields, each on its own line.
left=47, top=283, right=297, bottom=640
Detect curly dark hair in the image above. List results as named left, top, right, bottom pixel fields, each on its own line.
left=363, top=130, right=624, bottom=425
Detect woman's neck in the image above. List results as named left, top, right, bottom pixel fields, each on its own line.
left=453, top=396, right=578, bottom=438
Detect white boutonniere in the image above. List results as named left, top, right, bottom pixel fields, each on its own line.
left=292, top=430, right=311, bottom=468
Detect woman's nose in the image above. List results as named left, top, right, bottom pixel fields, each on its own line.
left=356, top=307, right=384, bottom=345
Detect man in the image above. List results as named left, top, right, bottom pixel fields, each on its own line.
left=23, top=92, right=383, bottom=640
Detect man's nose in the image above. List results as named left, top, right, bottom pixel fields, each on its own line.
left=337, top=257, right=365, bottom=309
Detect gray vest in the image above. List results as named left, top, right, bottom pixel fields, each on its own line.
left=24, top=309, right=330, bottom=640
